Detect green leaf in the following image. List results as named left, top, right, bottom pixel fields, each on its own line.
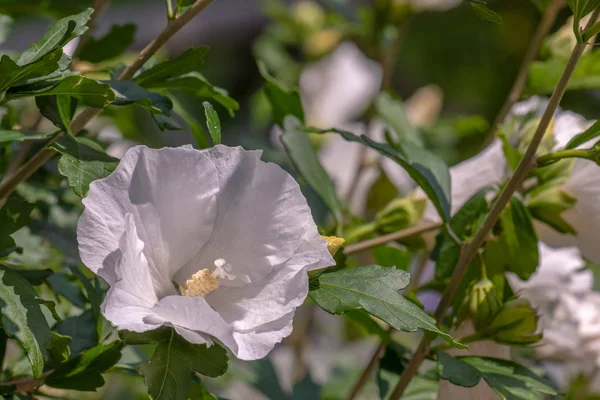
left=141, top=72, right=239, bottom=117
left=134, top=47, right=210, bottom=87
left=375, top=93, right=422, bottom=146
left=171, top=96, right=210, bottom=148
left=0, top=195, right=35, bottom=251
left=0, top=49, right=62, bottom=94
left=484, top=195, right=539, bottom=280
left=203, top=102, right=221, bottom=145
left=35, top=95, right=77, bottom=133
left=568, top=0, right=600, bottom=41
left=0, top=266, right=51, bottom=378
left=50, top=331, right=72, bottom=364
left=280, top=117, right=343, bottom=228
left=0, top=130, right=55, bottom=143
left=139, top=329, right=228, bottom=400
left=528, top=50, right=600, bottom=94
left=316, top=126, right=452, bottom=221
left=106, top=80, right=181, bottom=131
left=470, top=2, right=502, bottom=24
left=438, top=354, right=557, bottom=399
left=78, top=24, right=136, bottom=63
left=50, top=135, right=119, bottom=197
left=258, top=61, right=304, bottom=126
left=309, top=265, right=459, bottom=345
left=434, top=189, right=491, bottom=280
left=373, top=246, right=411, bottom=271
left=10, top=267, right=53, bottom=286
left=45, top=341, right=124, bottom=391
left=436, top=351, right=481, bottom=387
left=7, top=75, right=115, bottom=108
left=54, top=310, right=99, bottom=358
left=565, top=119, right=600, bottom=149
left=17, top=8, right=93, bottom=65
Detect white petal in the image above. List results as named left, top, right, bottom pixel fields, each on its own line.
left=300, top=42, right=382, bottom=127
left=175, top=146, right=325, bottom=287
left=233, top=312, right=295, bottom=360
left=78, top=145, right=219, bottom=298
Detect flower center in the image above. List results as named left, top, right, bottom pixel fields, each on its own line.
left=180, top=258, right=236, bottom=297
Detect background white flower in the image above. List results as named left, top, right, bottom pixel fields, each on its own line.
left=77, top=145, right=334, bottom=360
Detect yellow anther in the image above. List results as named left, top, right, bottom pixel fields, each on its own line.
left=322, top=236, right=345, bottom=256
left=181, top=269, right=219, bottom=297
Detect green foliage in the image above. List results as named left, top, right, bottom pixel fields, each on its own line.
left=50, top=135, right=119, bottom=197
left=0, top=130, right=55, bottom=143
left=437, top=353, right=556, bottom=399
left=566, top=119, right=600, bottom=149
left=281, top=117, right=344, bottom=228
left=203, top=101, right=221, bottom=145
left=375, top=92, right=422, bottom=146
left=78, top=24, right=136, bottom=63
left=258, top=61, right=304, bottom=126
left=309, top=264, right=460, bottom=345
left=0, top=265, right=51, bottom=378
left=0, top=49, right=63, bottom=95
left=0, top=195, right=35, bottom=251
left=470, top=2, right=503, bottom=24
left=568, top=0, right=600, bottom=41
left=35, top=95, right=77, bottom=133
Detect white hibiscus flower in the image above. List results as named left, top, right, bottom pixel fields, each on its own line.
left=77, top=145, right=334, bottom=360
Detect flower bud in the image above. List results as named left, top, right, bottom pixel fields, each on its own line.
left=517, top=117, right=556, bottom=156
left=527, top=183, right=577, bottom=235
left=468, top=278, right=503, bottom=330
left=486, top=298, right=542, bottom=345
left=375, top=197, right=426, bottom=234
left=292, top=1, right=326, bottom=32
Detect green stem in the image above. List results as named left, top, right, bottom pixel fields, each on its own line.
left=166, top=0, right=175, bottom=19
left=537, top=148, right=595, bottom=167
left=583, top=20, right=600, bottom=42
left=430, top=331, right=487, bottom=353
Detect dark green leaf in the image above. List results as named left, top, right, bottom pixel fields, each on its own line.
left=7, top=75, right=115, bottom=108
left=50, top=331, right=72, bottom=364
left=309, top=264, right=459, bottom=345
left=0, top=130, right=55, bottom=143
left=134, top=47, right=210, bottom=87
left=436, top=351, right=481, bottom=387
left=0, top=49, right=62, bottom=94
left=11, top=267, right=53, bottom=285
left=50, top=135, right=119, bottom=197
left=0, top=195, right=35, bottom=251
left=375, top=92, right=422, bottom=146
left=568, top=0, right=600, bottom=41
left=106, top=80, right=181, bottom=131
left=54, top=310, right=99, bottom=357
left=17, top=8, right=93, bottom=65
left=171, top=96, right=210, bottom=148
left=0, top=266, right=51, bottom=378
left=139, top=329, right=228, bottom=400
left=203, top=102, right=221, bottom=145
left=78, top=24, right=136, bottom=63
left=565, top=119, right=600, bottom=149
left=35, top=95, right=77, bottom=133
left=317, top=126, right=452, bottom=221
left=45, top=341, right=124, bottom=391
left=189, top=380, right=219, bottom=400
left=258, top=61, right=304, bottom=126
left=249, top=358, right=288, bottom=400
left=345, top=310, right=393, bottom=343
left=470, top=3, right=502, bottom=24
left=280, top=117, right=343, bottom=227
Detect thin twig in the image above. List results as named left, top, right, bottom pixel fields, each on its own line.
left=343, top=221, right=442, bottom=255
left=387, top=11, right=600, bottom=400
left=480, top=0, right=565, bottom=148
left=0, top=0, right=215, bottom=202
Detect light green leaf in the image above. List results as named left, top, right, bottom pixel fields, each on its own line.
left=568, top=0, right=600, bottom=41
left=565, top=119, right=600, bottom=149
left=45, top=341, right=124, bottom=391
left=7, top=75, right=115, bottom=108
left=375, top=93, right=422, bottom=146
left=438, top=354, right=557, bottom=399
left=280, top=117, right=343, bottom=228
left=17, top=8, right=93, bottom=65
left=470, top=2, right=502, bottom=24
left=35, top=95, right=77, bottom=133
left=373, top=246, right=411, bottom=271
left=78, top=24, right=136, bottom=63
left=316, top=126, right=452, bottom=221
left=0, top=49, right=62, bottom=94
left=258, top=61, right=304, bottom=126
left=134, top=47, right=210, bottom=87
left=528, top=51, right=600, bottom=94
left=203, top=101, right=221, bottom=145
left=0, top=130, right=55, bottom=143
left=50, top=135, right=119, bottom=197
left=139, top=329, right=229, bottom=400
left=50, top=331, right=72, bottom=364
left=309, top=265, right=459, bottom=345
left=0, top=265, right=51, bottom=378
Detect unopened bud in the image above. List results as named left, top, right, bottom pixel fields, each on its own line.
left=517, top=117, right=556, bottom=156
left=486, top=298, right=542, bottom=345
left=468, top=278, right=502, bottom=330
left=375, top=197, right=426, bottom=234
left=293, top=1, right=326, bottom=32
